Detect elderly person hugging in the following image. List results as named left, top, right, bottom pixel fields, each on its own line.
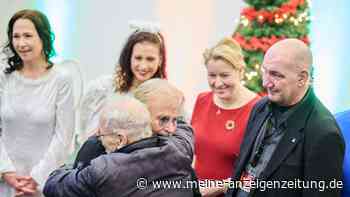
left=44, top=79, right=195, bottom=197
left=73, top=78, right=187, bottom=168
left=96, top=95, right=152, bottom=154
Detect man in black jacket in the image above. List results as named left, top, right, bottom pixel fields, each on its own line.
left=225, top=39, right=345, bottom=197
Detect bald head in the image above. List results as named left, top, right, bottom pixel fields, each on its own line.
left=264, top=38, right=312, bottom=73
left=262, top=39, right=313, bottom=106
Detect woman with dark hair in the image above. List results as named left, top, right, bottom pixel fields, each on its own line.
left=0, top=9, right=75, bottom=197
left=79, top=22, right=168, bottom=143
left=3, top=9, right=56, bottom=74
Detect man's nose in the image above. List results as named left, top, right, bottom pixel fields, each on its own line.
left=163, top=121, right=177, bottom=135
left=263, top=75, right=274, bottom=89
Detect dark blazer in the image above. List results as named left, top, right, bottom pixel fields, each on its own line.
left=73, top=135, right=106, bottom=168
left=226, top=89, right=345, bottom=197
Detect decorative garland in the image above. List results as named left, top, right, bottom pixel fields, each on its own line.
left=241, top=0, right=305, bottom=23
left=234, top=33, right=309, bottom=52
left=232, top=0, right=311, bottom=92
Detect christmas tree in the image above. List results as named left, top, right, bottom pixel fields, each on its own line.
left=233, top=0, right=311, bottom=92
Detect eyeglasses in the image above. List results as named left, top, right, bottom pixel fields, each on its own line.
left=158, top=116, right=178, bottom=128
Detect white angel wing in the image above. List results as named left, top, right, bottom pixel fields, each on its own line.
left=54, top=59, right=84, bottom=110
left=78, top=75, right=115, bottom=144
left=53, top=59, right=84, bottom=157
left=0, top=51, right=8, bottom=73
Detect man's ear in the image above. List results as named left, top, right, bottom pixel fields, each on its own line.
left=118, top=133, right=128, bottom=147
left=298, top=70, right=309, bottom=87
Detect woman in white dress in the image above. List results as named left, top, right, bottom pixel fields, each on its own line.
left=0, top=9, right=75, bottom=197
left=78, top=22, right=168, bottom=143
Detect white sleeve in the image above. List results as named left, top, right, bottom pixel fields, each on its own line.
left=0, top=139, right=16, bottom=181
left=0, top=73, right=16, bottom=181
left=30, top=72, right=75, bottom=190
left=78, top=75, right=114, bottom=144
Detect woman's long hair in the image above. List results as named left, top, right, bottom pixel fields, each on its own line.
left=114, top=31, right=167, bottom=92
left=3, top=9, right=55, bottom=74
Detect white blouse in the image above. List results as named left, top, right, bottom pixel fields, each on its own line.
left=0, top=66, right=75, bottom=197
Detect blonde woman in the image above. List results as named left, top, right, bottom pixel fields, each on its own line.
left=191, top=37, right=260, bottom=196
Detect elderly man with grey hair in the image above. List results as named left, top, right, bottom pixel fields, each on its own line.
left=97, top=95, right=153, bottom=153
left=43, top=79, right=196, bottom=197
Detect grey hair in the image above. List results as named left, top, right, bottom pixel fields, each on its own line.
left=133, top=78, right=185, bottom=117
left=99, top=94, right=152, bottom=142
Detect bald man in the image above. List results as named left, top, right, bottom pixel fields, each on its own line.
left=226, top=39, right=345, bottom=197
